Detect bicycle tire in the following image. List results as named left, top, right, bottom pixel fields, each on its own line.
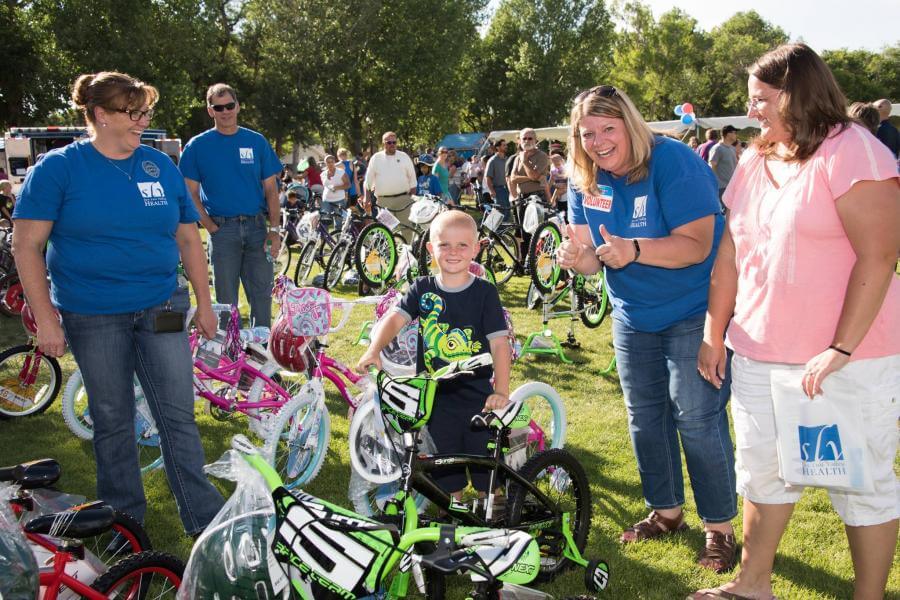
left=80, top=508, right=152, bottom=568
left=323, top=239, right=350, bottom=290
left=416, top=229, right=434, bottom=277
left=0, top=344, right=61, bottom=419
left=355, top=222, right=398, bottom=287
left=507, top=448, right=592, bottom=582
left=89, top=551, right=184, bottom=597
left=481, top=232, right=518, bottom=285
left=577, top=278, right=609, bottom=329
left=293, top=239, right=318, bottom=286
left=274, top=241, right=293, bottom=276
left=0, top=274, right=24, bottom=317
left=528, top=222, right=562, bottom=294
left=263, top=394, right=331, bottom=489
left=61, top=370, right=164, bottom=474
left=509, top=382, right=567, bottom=458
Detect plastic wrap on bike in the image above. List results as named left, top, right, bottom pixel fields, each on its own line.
left=0, top=484, right=39, bottom=598
left=178, top=450, right=290, bottom=599
left=18, top=487, right=88, bottom=520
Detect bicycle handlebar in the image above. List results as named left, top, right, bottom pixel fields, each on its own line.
left=328, top=295, right=386, bottom=333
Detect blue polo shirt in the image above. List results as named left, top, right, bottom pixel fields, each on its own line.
left=179, top=127, right=281, bottom=217
left=13, top=140, right=200, bottom=314
left=568, top=136, right=723, bottom=332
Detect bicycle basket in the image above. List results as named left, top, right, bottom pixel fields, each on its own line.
left=522, top=201, right=545, bottom=234
left=409, top=198, right=441, bottom=224
left=376, top=371, right=436, bottom=434
left=277, top=286, right=332, bottom=336
left=483, top=207, right=504, bottom=233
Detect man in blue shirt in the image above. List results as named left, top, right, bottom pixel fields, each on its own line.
left=180, top=84, right=282, bottom=326
left=873, top=99, right=899, bottom=159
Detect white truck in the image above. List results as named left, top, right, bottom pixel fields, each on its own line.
left=3, top=127, right=181, bottom=192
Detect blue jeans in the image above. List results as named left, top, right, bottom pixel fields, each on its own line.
left=612, top=314, right=737, bottom=523
left=493, top=186, right=510, bottom=220
left=321, top=198, right=347, bottom=232
left=61, top=287, right=224, bottom=534
left=209, top=214, right=273, bottom=326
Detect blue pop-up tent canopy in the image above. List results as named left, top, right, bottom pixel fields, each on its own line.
left=434, top=132, right=486, bottom=159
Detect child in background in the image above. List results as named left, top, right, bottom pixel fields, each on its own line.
left=415, top=155, right=442, bottom=196
left=356, top=210, right=511, bottom=497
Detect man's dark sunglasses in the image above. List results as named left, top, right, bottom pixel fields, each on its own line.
left=575, top=85, right=619, bottom=102
left=385, top=140, right=397, bottom=145
left=210, top=102, right=237, bottom=112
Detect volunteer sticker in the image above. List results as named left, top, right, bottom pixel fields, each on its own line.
left=583, top=185, right=613, bottom=212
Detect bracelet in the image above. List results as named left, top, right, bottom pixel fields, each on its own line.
left=828, top=344, right=852, bottom=357
left=632, top=238, right=641, bottom=263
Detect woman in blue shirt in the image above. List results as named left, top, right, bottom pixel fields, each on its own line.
left=12, top=71, right=223, bottom=536
left=557, top=85, right=738, bottom=573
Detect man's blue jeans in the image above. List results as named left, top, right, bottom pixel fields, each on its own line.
left=209, top=214, right=273, bottom=326
left=493, top=185, right=510, bottom=220
left=61, top=287, right=223, bottom=534
left=612, top=314, right=737, bottom=523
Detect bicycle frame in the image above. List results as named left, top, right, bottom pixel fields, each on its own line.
left=39, top=549, right=112, bottom=600
left=192, top=352, right=291, bottom=417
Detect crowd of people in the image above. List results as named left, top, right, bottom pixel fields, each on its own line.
left=7, top=40, right=899, bottom=600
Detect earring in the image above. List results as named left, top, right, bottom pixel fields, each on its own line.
left=101, top=123, right=107, bottom=127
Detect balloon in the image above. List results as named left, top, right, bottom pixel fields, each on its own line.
left=682, top=102, right=694, bottom=114
left=674, top=104, right=684, bottom=116
left=681, top=114, right=695, bottom=125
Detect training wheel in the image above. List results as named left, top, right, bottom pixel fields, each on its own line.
left=585, top=558, right=609, bottom=592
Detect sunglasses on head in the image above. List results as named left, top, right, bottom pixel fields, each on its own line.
left=210, top=102, right=237, bottom=112
left=575, top=85, right=619, bottom=102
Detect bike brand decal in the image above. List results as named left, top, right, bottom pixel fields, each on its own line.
left=510, top=562, right=536, bottom=575
left=592, top=561, right=610, bottom=590
left=433, top=458, right=458, bottom=465
left=582, top=185, right=613, bottom=212
left=141, top=160, right=160, bottom=178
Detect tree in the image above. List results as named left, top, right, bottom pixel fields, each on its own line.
left=823, top=45, right=900, bottom=104
left=464, top=0, right=613, bottom=132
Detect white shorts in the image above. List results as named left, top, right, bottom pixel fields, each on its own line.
left=731, top=353, right=899, bottom=526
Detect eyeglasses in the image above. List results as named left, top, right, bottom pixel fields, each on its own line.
left=115, top=108, right=155, bottom=121
left=575, top=85, right=619, bottom=103
left=521, top=136, right=535, bottom=141
left=210, top=102, right=237, bottom=112
left=385, top=140, right=397, bottom=145
left=746, top=94, right=778, bottom=112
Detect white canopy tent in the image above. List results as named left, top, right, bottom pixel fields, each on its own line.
left=486, top=104, right=900, bottom=143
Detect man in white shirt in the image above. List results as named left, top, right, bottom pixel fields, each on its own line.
left=364, top=131, right=417, bottom=236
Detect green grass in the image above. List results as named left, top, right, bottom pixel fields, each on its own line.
left=0, top=272, right=897, bottom=600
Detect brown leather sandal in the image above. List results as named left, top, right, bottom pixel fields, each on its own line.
left=620, top=510, right=688, bottom=543
left=698, top=531, right=738, bottom=573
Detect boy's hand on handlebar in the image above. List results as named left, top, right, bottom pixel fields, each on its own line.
left=355, top=351, right=382, bottom=374
left=484, top=392, right=509, bottom=411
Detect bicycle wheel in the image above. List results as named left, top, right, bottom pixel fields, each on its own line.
left=507, top=449, right=591, bottom=582
left=416, top=229, right=434, bottom=277
left=347, top=399, right=402, bottom=484
left=323, top=239, right=350, bottom=290
left=273, top=240, right=293, bottom=276
left=480, top=232, right=518, bottom=285
left=293, top=239, right=318, bottom=286
left=578, top=275, right=609, bottom=329
left=0, top=345, right=61, bottom=419
left=89, top=551, right=184, bottom=597
left=82, top=509, right=152, bottom=567
left=0, top=274, right=24, bottom=317
left=528, top=222, right=562, bottom=294
left=61, top=370, right=163, bottom=474
left=509, top=382, right=567, bottom=460
left=264, top=394, right=331, bottom=489
left=355, top=222, right=398, bottom=287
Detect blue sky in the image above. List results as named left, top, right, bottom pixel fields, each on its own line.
left=484, top=0, right=898, bottom=53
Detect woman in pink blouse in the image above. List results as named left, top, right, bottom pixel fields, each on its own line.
left=693, top=43, right=899, bottom=600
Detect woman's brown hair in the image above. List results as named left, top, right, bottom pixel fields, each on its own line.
left=749, top=43, right=849, bottom=161
left=71, top=72, right=159, bottom=129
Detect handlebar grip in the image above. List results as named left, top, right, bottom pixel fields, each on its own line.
left=470, top=412, right=494, bottom=430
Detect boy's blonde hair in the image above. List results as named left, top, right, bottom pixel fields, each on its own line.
left=429, top=210, right=478, bottom=241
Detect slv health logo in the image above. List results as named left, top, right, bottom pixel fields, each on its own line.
left=239, top=147, right=255, bottom=164
left=137, top=182, right=168, bottom=207
left=798, top=424, right=846, bottom=476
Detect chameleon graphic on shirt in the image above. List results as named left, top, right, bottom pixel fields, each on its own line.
left=419, top=292, right=481, bottom=372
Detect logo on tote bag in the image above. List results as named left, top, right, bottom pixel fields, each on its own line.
left=798, top=424, right=846, bottom=476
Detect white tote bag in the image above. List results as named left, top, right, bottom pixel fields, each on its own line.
left=770, top=369, right=874, bottom=493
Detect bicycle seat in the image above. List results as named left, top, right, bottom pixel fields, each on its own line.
left=0, top=458, right=61, bottom=489
left=25, top=500, right=116, bottom=539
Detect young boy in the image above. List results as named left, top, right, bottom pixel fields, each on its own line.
left=357, top=210, right=511, bottom=497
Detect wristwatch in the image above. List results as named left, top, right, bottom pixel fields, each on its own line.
left=268, top=226, right=283, bottom=234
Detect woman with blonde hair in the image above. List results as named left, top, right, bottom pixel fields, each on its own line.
left=693, top=43, right=899, bottom=600
left=558, top=85, right=738, bottom=572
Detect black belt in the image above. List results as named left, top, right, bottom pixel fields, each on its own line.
left=212, top=214, right=263, bottom=222
left=378, top=192, right=408, bottom=198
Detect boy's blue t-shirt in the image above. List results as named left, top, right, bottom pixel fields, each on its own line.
left=567, top=136, right=723, bottom=332
left=178, top=127, right=281, bottom=217
left=13, top=140, right=200, bottom=314
left=416, top=174, right=442, bottom=196
left=397, top=275, right=507, bottom=406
